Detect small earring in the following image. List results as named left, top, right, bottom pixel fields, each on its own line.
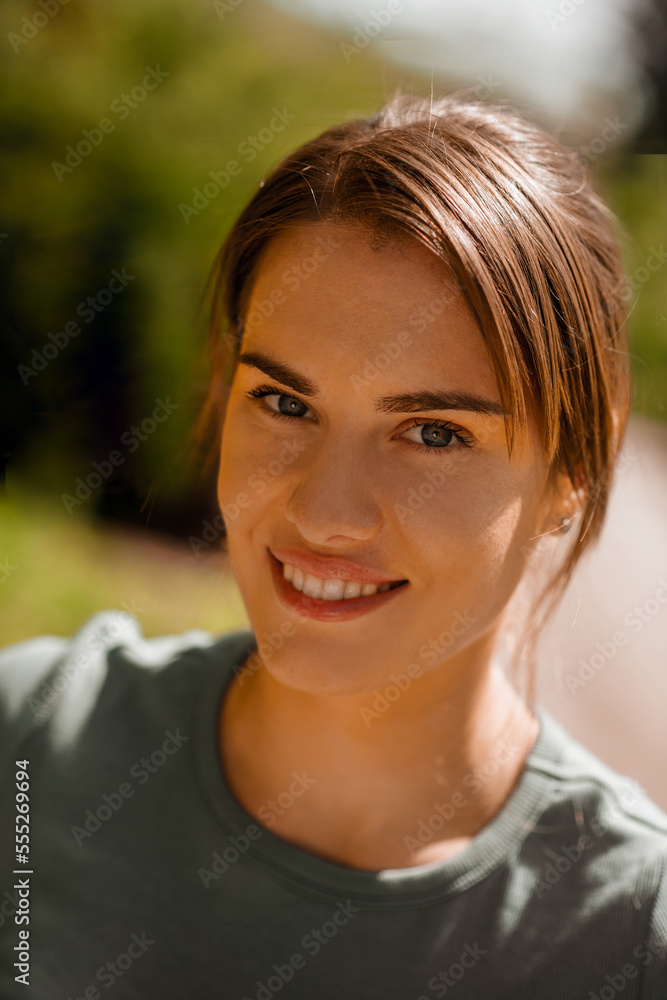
left=559, top=516, right=572, bottom=534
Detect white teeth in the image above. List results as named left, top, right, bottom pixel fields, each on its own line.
left=321, top=578, right=346, bottom=600
left=280, top=562, right=398, bottom=601
left=302, top=573, right=326, bottom=598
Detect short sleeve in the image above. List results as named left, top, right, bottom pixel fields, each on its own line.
left=0, top=609, right=141, bottom=761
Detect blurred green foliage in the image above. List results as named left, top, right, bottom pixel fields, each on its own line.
left=596, top=154, right=667, bottom=419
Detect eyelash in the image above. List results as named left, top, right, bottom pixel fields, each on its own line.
left=244, top=383, right=475, bottom=455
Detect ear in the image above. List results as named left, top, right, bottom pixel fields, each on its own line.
left=536, top=464, right=584, bottom=537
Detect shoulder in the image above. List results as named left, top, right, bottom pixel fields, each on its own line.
left=526, top=707, right=667, bottom=989
left=528, top=707, right=667, bottom=845
left=0, top=609, right=255, bottom=751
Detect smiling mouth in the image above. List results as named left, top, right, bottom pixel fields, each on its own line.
left=278, top=559, right=408, bottom=602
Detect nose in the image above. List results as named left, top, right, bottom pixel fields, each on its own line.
left=283, top=432, right=383, bottom=545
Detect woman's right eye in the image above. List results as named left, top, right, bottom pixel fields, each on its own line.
left=245, top=384, right=312, bottom=421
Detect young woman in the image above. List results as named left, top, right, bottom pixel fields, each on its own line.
left=1, top=92, right=666, bottom=999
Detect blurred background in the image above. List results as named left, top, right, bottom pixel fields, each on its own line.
left=1, top=0, right=666, bottom=804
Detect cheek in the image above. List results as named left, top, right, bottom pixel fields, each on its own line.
left=468, top=469, right=548, bottom=594
left=474, top=499, right=529, bottom=578
left=217, top=408, right=257, bottom=517
left=394, top=455, right=507, bottom=535
left=217, top=408, right=302, bottom=526
left=400, top=463, right=539, bottom=588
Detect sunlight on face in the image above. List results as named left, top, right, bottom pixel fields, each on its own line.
left=217, top=222, right=554, bottom=696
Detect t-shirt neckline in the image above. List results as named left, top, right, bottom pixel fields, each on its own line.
left=192, top=630, right=560, bottom=909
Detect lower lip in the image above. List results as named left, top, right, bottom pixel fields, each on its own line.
left=267, top=549, right=409, bottom=622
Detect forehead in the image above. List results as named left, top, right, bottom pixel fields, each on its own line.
left=242, top=222, right=499, bottom=397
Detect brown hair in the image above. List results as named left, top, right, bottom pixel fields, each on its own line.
left=193, top=90, right=631, bottom=701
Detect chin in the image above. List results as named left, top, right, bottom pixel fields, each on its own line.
left=262, top=648, right=374, bottom=697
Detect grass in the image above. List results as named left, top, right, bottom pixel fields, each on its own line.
left=0, top=480, right=251, bottom=647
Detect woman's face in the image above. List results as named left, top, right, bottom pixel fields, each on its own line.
left=217, top=222, right=557, bottom=697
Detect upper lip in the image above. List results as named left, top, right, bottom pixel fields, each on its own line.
left=269, top=546, right=406, bottom=585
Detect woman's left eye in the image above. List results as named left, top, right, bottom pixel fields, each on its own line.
left=400, top=419, right=474, bottom=454
left=245, top=384, right=474, bottom=454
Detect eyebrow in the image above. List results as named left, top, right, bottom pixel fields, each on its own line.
left=237, top=350, right=507, bottom=417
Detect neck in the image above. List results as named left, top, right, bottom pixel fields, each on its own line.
left=220, top=634, right=539, bottom=869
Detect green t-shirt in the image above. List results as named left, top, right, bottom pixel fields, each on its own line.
left=0, top=609, right=666, bottom=999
